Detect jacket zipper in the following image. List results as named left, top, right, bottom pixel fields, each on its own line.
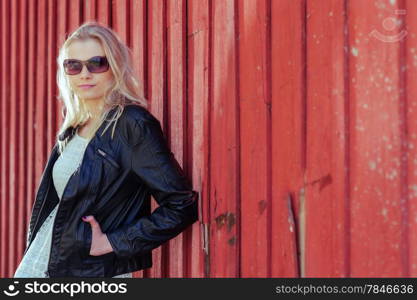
left=45, top=164, right=81, bottom=277
left=24, top=179, right=51, bottom=255
left=97, top=148, right=120, bottom=168
left=44, top=129, right=96, bottom=276
left=25, top=145, right=59, bottom=253
left=77, top=161, right=99, bottom=264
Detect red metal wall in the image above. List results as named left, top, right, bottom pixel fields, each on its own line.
left=1, top=0, right=416, bottom=278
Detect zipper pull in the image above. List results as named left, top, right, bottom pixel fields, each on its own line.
left=97, top=149, right=106, bottom=157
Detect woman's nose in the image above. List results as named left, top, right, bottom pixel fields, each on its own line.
left=79, top=65, right=92, bottom=78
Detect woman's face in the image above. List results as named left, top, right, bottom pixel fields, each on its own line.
left=65, top=38, right=114, bottom=105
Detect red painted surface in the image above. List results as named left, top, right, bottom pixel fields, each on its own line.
left=239, top=0, right=270, bottom=277
left=1, top=0, right=416, bottom=278
left=305, top=0, right=348, bottom=277
left=271, top=0, right=303, bottom=278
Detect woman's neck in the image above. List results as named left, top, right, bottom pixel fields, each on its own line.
left=83, top=98, right=108, bottom=119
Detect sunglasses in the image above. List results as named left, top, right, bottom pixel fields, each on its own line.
left=63, top=56, right=109, bottom=75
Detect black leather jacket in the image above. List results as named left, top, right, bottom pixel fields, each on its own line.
left=23, top=104, right=199, bottom=277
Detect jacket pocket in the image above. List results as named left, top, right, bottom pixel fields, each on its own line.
left=81, top=261, right=105, bottom=277
left=81, top=221, right=115, bottom=266
left=78, top=221, right=92, bottom=259
left=95, top=148, right=123, bottom=199
left=97, top=148, right=120, bottom=169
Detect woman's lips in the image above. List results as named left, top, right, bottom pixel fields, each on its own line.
left=78, top=84, right=96, bottom=90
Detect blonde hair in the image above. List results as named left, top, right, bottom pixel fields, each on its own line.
left=56, top=21, right=148, bottom=154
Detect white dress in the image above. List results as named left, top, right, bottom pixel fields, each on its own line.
left=14, top=132, right=132, bottom=278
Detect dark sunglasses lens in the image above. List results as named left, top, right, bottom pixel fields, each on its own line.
left=87, top=56, right=109, bottom=73
left=63, top=60, right=83, bottom=75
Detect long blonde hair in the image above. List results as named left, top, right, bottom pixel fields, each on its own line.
left=56, top=21, right=148, bottom=154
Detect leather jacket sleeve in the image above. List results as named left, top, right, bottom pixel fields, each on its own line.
left=106, top=115, right=199, bottom=258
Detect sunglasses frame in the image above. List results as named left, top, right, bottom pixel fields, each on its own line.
left=63, top=56, right=110, bottom=75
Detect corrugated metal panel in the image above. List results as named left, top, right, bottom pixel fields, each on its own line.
left=271, top=0, right=303, bottom=278
left=346, top=0, right=406, bottom=277
left=1, top=0, right=11, bottom=277
left=239, top=0, right=271, bottom=277
left=1, top=0, right=417, bottom=278
left=16, top=0, right=28, bottom=277
left=406, top=0, right=417, bottom=277
left=305, top=0, right=348, bottom=277
left=187, top=0, right=209, bottom=278
left=209, top=0, right=238, bottom=277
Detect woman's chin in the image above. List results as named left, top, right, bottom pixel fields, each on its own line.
left=78, top=94, right=105, bottom=102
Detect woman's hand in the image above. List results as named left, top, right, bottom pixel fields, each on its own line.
left=82, top=215, right=114, bottom=256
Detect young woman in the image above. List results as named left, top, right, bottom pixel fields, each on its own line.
left=14, top=21, right=198, bottom=278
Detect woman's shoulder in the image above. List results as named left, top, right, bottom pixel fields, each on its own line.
left=117, top=104, right=161, bottom=146
left=122, top=104, right=159, bottom=125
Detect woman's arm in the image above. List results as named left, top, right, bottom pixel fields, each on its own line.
left=105, top=115, right=199, bottom=258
